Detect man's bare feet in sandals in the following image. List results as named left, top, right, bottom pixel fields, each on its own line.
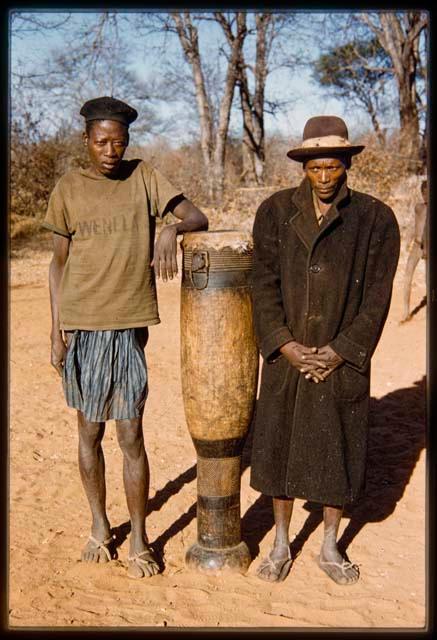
left=81, top=532, right=116, bottom=563
left=127, top=537, right=160, bottom=579
left=256, top=543, right=293, bottom=582
left=318, top=509, right=359, bottom=585
left=318, top=547, right=359, bottom=585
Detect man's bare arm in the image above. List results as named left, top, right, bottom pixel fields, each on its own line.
left=49, top=233, right=70, bottom=376
left=152, top=198, right=208, bottom=282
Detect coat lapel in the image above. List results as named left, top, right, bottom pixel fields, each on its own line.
left=289, top=178, right=319, bottom=251
left=289, top=178, right=350, bottom=251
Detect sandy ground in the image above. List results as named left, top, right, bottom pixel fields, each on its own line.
left=8, top=231, right=426, bottom=630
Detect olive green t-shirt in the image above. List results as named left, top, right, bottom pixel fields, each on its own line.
left=42, top=159, right=183, bottom=330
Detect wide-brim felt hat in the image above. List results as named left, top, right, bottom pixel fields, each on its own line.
left=80, top=96, right=138, bottom=126
left=287, top=115, right=365, bottom=162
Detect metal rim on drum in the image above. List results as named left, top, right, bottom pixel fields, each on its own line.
left=182, top=230, right=253, bottom=290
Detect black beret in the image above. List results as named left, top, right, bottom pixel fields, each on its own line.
left=80, top=96, right=138, bottom=126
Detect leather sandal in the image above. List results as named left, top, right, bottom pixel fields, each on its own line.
left=87, top=534, right=115, bottom=562
left=256, top=549, right=293, bottom=582
left=318, top=557, right=360, bottom=584
left=127, top=546, right=160, bottom=579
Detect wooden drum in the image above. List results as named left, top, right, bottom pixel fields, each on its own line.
left=180, top=230, right=259, bottom=574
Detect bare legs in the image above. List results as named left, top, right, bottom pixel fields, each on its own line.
left=318, top=505, right=359, bottom=584
left=256, top=496, right=294, bottom=581
left=257, top=498, right=359, bottom=584
left=77, top=413, right=112, bottom=562
left=77, top=410, right=158, bottom=576
left=116, top=417, right=158, bottom=577
left=401, top=243, right=422, bottom=322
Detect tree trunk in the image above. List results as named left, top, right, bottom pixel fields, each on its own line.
left=362, top=92, right=386, bottom=146
left=252, top=13, right=269, bottom=184
left=370, top=112, right=386, bottom=146
left=213, top=13, right=247, bottom=201
left=361, top=11, right=427, bottom=170
left=173, top=11, right=247, bottom=204
left=171, top=12, right=215, bottom=200
left=239, top=63, right=259, bottom=185
left=236, top=13, right=270, bottom=186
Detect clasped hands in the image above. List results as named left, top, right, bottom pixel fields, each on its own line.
left=280, top=340, right=344, bottom=383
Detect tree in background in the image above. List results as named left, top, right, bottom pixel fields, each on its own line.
left=311, top=11, right=427, bottom=171
left=10, top=12, right=71, bottom=39
left=313, top=38, right=393, bottom=146
left=234, top=13, right=281, bottom=186
left=138, top=11, right=299, bottom=197
left=232, top=13, right=272, bottom=186
left=235, top=13, right=301, bottom=187
left=11, top=11, right=158, bottom=139
left=163, top=11, right=248, bottom=203
left=357, top=11, right=428, bottom=170
left=9, top=9, right=429, bottom=231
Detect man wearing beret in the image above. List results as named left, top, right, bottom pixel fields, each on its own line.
left=43, top=96, right=208, bottom=578
left=250, top=116, right=400, bottom=584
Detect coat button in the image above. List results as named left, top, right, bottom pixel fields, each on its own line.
left=309, top=264, right=321, bottom=273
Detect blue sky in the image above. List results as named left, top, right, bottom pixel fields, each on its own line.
left=9, top=10, right=389, bottom=144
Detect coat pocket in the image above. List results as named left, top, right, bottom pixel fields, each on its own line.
left=261, top=355, right=293, bottom=396
left=331, top=363, right=370, bottom=401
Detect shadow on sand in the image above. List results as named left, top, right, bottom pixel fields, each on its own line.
left=112, top=377, right=425, bottom=569
left=408, top=295, right=427, bottom=321
left=111, top=464, right=197, bottom=565
left=241, top=377, right=426, bottom=562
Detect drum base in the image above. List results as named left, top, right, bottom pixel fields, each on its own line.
left=185, top=541, right=251, bottom=575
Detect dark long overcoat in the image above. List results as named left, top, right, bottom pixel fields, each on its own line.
left=249, top=177, right=400, bottom=506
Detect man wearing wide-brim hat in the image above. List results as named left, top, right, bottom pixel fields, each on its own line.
left=249, top=115, right=400, bottom=584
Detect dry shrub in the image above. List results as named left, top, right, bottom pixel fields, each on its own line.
left=10, top=118, right=88, bottom=240
left=11, top=125, right=425, bottom=246
left=128, top=140, right=206, bottom=204
left=348, top=132, right=410, bottom=201
left=264, top=135, right=303, bottom=188
left=10, top=214, right=42, bottom=240
left=348, top=132, right=426, bottom=242
left=206, top=187, right=275, bottom=232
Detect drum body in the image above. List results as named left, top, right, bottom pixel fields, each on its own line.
left=180, top=230, right=259, bottom=574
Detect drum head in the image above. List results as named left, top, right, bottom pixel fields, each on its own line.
left=181, top=230, right=253, bottom=252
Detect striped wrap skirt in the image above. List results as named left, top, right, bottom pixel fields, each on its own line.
left=62, top=328, right=148, bottom=422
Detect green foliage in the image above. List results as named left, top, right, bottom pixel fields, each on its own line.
left=314, top=38, right=392, bottom=95
left=313, top=38, right=395, bottom=145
